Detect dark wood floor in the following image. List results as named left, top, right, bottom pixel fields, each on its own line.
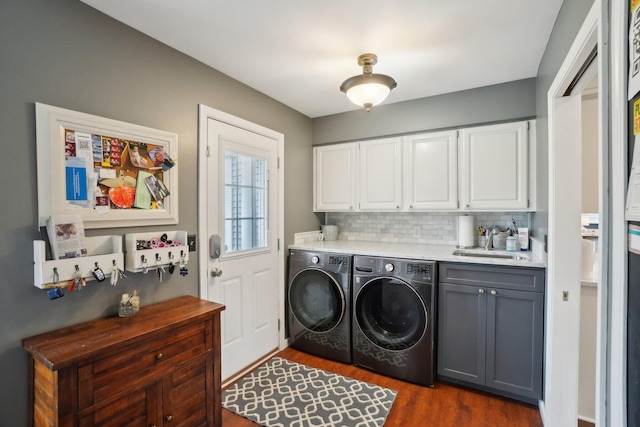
left=222, top=347, right=543, bottom=427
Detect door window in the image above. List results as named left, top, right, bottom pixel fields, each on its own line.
left=224, top=151, right=267, bottom=253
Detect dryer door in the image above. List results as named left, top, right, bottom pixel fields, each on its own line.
left=289, top=269, right=345, bottom=332
left=355, top=278, right=427, bottom=350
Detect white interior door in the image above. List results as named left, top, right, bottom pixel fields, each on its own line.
left=202, top=115, right=280, bottom=382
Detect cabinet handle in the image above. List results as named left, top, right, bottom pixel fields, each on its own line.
left=478, top=289, right=485, bottom=294
left=156, top=353, right=163, bottom=360
left=165, top=415, right=173, bottom=422
left=491, top=290, right=497, bottom=295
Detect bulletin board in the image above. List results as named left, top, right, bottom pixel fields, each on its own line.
left=35, top=103, right=179, bottom=229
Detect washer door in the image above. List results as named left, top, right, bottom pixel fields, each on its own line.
left=289, top=269, right=345, bottom=332
left=355, top=278, right=427, bottom=351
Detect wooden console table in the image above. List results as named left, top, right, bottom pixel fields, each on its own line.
left=23, top=295, right=225, bottom=427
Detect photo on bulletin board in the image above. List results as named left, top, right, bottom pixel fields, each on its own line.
left=35, top=103, right=179, bottom=229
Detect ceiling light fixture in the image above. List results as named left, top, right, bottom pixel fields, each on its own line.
left=340, top=53, right=397, bottom=112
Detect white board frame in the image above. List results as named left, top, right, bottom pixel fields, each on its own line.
left=35, top=103, right=179, bottom=229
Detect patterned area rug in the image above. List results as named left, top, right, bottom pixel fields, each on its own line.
left=222, top=357, right=397, bottom=427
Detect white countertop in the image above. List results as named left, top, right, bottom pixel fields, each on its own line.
left=288, top=240, right=546, bottom=269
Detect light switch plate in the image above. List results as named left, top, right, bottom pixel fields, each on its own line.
left=187, top=234, right=196, bottom=252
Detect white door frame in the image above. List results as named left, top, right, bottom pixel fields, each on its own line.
left=546, top=1, right=626, bottom=425
left=546, top=2, right=595, bottom=426
left=609, top=0, right=629, bottom=425
left=197, top=105, right=287, bottom=353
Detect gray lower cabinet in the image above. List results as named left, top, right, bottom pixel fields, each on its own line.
left=437, top=263, right=545, bottom=403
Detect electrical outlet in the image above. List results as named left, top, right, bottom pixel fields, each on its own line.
left=187, top=234, right=196, bottom=252
left=562, top=291, right=569, bottom=301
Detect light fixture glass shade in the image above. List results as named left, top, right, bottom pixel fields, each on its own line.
left=340, top=53, right=397, bottom=112
left=343, top=80, right=392, bottom=109
left=346, top=83, right=390, bottom=108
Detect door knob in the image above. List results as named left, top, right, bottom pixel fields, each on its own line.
left=211, top=268, right=223, bottom=277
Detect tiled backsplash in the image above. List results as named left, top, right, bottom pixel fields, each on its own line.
left=326, top=212, right=530, bottom=246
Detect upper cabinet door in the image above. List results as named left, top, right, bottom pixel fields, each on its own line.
left=359, top=137, right=403, bottom=210
left=403, top=131, right=458, bottom=210
left=460, top=121, right=529, bottom=211
left=314, top=143, right=357, bottom=211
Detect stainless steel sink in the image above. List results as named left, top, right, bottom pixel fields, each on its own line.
left=452, top=249, right=529, bottom=261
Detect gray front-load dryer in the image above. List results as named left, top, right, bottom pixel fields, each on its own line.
left=352, top=255, right=436, bottom=386
left=287, top=250, right=352, bottom=364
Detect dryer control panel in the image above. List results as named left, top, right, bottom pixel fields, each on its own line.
left=353, top=256, right=436, bottom=284
left=407, top=262, right=432, bottom=277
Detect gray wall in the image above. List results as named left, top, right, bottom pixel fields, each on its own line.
left=0, top=0, right=315, bottom=424
left=312, top=79, right=536, bottom=144
left=0, top=0, right=598, bottom=423
left=533, top=0, right=595, bottom=242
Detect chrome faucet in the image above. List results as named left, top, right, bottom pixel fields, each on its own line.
left=485, top=228, right=496, bottom=250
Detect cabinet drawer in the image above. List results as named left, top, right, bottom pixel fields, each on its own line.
left=439, top=263, right=545, bottom=293
left=78, top=320, right=211, bottom=410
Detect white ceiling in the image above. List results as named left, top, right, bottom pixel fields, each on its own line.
left=79, top=0, right=563, bottom=118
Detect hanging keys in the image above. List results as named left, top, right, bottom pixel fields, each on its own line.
left=179, top=251, right=188, bottom=276
left=156, top=253, right=165, bottom=282
left=47, top=286, right=64, bottom=300
left=141, top=255, right=149, bottom=274
left=111, top=260, right=119, bottom=286
left=168, top=252, right=176, bottom=275
left=71, top=265, right=83, bottom=291
left=93, top=262, right=106, bottom=282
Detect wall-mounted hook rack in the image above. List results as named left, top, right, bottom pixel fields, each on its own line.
left=33, top=235, right=124, bottom=289
left=124, top=231, right=189, bottom=273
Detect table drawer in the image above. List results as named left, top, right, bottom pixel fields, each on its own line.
left=78, top=320, right=210, bottom=410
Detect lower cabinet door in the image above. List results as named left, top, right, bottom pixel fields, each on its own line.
left=80, top=353, right=215, bottom=427
left=79, top=384, right=160, bottom=427
left=485, top=288, right=544, bottom=399
left=437, top=282, right=487, bottom=385
left=163, top=353, right=214, bottom=427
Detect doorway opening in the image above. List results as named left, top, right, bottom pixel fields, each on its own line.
left=545, top=2, right=607, bottom=426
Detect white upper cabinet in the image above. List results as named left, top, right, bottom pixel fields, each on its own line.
left=313, top=120, right=535, bottom=212
left=359, top=137, right=403, bottom=210
left=403, top=131, right=458, bottom=210
left=460, top=121, right=530, bottom=211
left=314, top=143, right=357, bottom=211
